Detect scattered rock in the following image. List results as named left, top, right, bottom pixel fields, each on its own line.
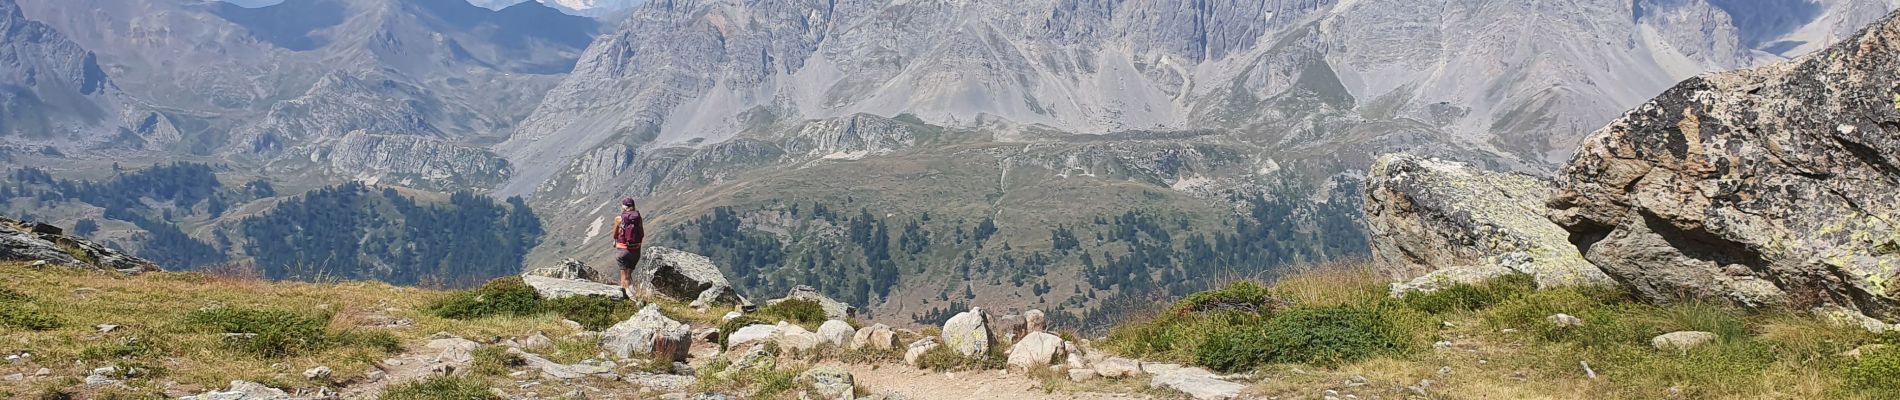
left=2, top=373, right=22, bottom=382
left=521, top=332, right=555, bottom=350
left=776, top=322, right=823, bottom=352
left=1388, top=265, right=1515, bottom=297
left=623, top=373, right=696, bottom=392
left=1843, top=344, right=1889, bottom=360
left=1433, top=340, right=1453, bottom=350
left=1346, top=375, right=1368, bottom=387
left=990, top=313, right=1027, bottom=344
left=426, top=337, right=481, bottom=365
left=602, top=305, right=692, bottom=361
left=941, top=307, right=992, bottom=358
left=1093, top=357, right=1141, bottom=379
left=719, top=345, right=777, bottom=380
left=1437, top=366, right=1452, bottom=376
left=524, top=258, right=602, bottom=282
left=302, top=366, right=332, bottom=380
left=1363, top=153, right=1612, bottom=290
left=509, top=348, right=614, bottom=380
left=726, top=324, right=779, bottom=349
left=84, top=373, right=117, bottom=386
left=818, top=320, right=855, bottom=348
left=1146, top=364, right=1245, bottom=400
left=851, top=323, right=897, bottom=350
left=1024, top=309, right=1047, bottom=333
left=95, top=324, right=121, bottom=333
left=1547, top=313, right=1584, bottom=328
left=798, top=367, right=855, bottom=400
left=1068, top=368, right=1097, bottom=382
left=179, top=380, right=289, bottom=400
left=1005, top=332, right=1066, bottom=370
left=522, top=275, right=627, bottom=300
left=1651, top=331, right=1718, bottom=352
left=904, top=338, right=940, bottom=367
left=691, top=327, right=720, bottom=344
left=768, top=285, right=856, bottom=320
left=33, top=368, right=50, bottom=376
left=639, top=247, right=747, bottom=307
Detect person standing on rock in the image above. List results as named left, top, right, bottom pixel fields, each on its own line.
left=614, top=197, right=646, bottom=301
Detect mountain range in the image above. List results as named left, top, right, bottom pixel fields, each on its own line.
left=3, top=0, right=1897, bottom=323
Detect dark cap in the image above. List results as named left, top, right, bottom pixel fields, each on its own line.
left=621, top=197, right=637, bottom=207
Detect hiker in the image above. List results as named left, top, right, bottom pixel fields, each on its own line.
left=614, top=197, right=645, bottom=299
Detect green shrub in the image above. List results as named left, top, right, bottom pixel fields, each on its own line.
left=180, top=308, right=331, bottom=358
left=428, top=277, right=542, bottom=320
left=0, top=302, right=61, bottom=331
left=0, top=286, right=29, bottom=303
left=335, top=330, right=403, bottom=353
left=1848, top=346, right=1900, bottom=395
left=753, top=299, right=827, bottom=326
left=1252, top=306, right=1414, bottom=368
left=1175, top=281, right=1281, bottom=313
left=80, top=336, right=159, bottom=361
left=543, top=295, right=636, bottom=331
left=378, top=376, right=497, bottom=400
left=1401, top=273, right=1536, bottom=314
left=1194, top=323, right=1272, bottom=373
left=469, top=346, right=523, bottom=377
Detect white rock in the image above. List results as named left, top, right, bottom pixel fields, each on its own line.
left=776, top=323, right=823, bottom=352
left=726, top=325, right=780, bottom=349
left=817, top=320, right=855, bottom=348
left=1094, top=357, right=1142, bottom=379
left=602, top=305, right=692, bottom=361
left=95, top=324, right=121, bottom=333
left=425, top=337, right=481, bottom=365
left=302, top=366, right=332, bottom=380
left=1006, top=332, right=1066, bottom=370
left=851, top=323, right=897, bottom=350
left=1547, top=313, right=1584, bottom=328
left=905, top=338, right=940, bottom=367
left=1148, top=365, right=1246, bottom=400
left=941, top=307, right=992, bottom=357
left=1844, top=344, right=1890, bottom=360
left=179, top=380, right=289, bottom=400
left=522, top=275, right=626, bottom=300
left=1651, top=331, right=1719, bottom=351
left=1024, top=309, right=1047, bottom=333
left=1067, top=368, right=1097, bottom=382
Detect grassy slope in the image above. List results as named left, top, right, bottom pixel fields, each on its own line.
left=1104, top=262, right=1900, bottom=400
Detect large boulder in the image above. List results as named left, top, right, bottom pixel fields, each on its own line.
left=817, top=320, right=855, bottom=348
left=1145, top=364, right=1246, bottom=400
left=1024, top=309, right=1047, bottom=333
left=638, top=247, right=747, bottom=307
left=1365, top=154, right=1612, bottom=290
left=1548, top=14, right=1900, bottom=324
left=850, top=323, right=897, bottom=350
left=726, top=325, right=780, bottom=349
left=0, top=217, right=160, bottom=273
left=1005, top=332, right=1066, bottom=370
left=776, top=322, right=823, bottom=352
left=941, top=307, right=992, bottom=358
left=602, top=305, right=691, bottom=361
left=767, top=285, right=856, bottom=320
left=521, top=275, right=626, bottom=300
left=524, top=258, right=601, bottom=282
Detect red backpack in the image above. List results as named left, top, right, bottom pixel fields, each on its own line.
left=615, top=210, right=645, bottom=248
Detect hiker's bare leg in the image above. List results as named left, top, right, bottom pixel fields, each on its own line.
left=620, top=268, right=633, bottom=294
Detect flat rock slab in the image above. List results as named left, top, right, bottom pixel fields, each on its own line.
left=1145, top=363, right=1245, bottom=400
left=523, top=275, right=626, bottom=300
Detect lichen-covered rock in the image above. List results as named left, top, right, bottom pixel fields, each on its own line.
left=178, top=380, right=289, bottom=400
left=904, top=337, right=939, bottom=367
left=1024, top=309, right=1047, bottom=333
left=1651, top=331, right=1718, bottom=351
left=1548, top=13, right=1900, bottom=325
left=601, top=305, right=691, bottom=361
left=1364, top=154, right=1611, bottom=289
left=797, top=367, right=855, bottom=400
left=767, top=285, right=856, bottom=320
left=638, top=247, right=747, bottom=306
left=1387, top=265, right=1515, bottom=297
left=941, top=307, right=992, bottom=358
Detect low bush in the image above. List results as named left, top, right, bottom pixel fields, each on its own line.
left=1848, top=346, right=1900, bottom=396
left=1176, top=281, right=1282, bottom=314
left=181, top=308, right=331, bottom=358
left=1256, top=306, right=1415, bottom=368
left=429, top=277, right=636, bottom=330
left=1401, top=273, right=1536, bottom=314
left=753, top=299, right=827, bottom=327
left=0, top=302, right=61, bottom=331
left=378, top=376, right=497, bottom=400
left=469, top=346, right=524, bottom=377
left=80, top=336, right=160, bottom=361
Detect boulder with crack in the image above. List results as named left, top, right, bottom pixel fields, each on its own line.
left=638, top=247, right=748, bottom=307
left=1549, top=13, right=1900, bottom=325
left=602, top=305, right=691, bottom=361
left=1365, top=153, right=1612, bottom=291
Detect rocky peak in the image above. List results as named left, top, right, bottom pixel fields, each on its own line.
left=1549, top=10, right=1900, bottom=323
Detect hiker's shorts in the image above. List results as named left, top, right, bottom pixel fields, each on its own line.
left=615, top=247, right=641, bottom=271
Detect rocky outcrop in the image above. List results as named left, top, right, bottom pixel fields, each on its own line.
left=520, top=275, right=625, bottom=300
left=767, top=285, right=856, bottom=320
left=301, top=130, right=513, bottom=191
left=524, top=259, right=601, bottom=282
left=850, top=324, right=897, bottom=350
left=601, top=305, right=691, bottom=361
left=1549, top=13, right=1900, bottom=324
left=0, top=217, right=160, bottom=273
left=1365, top=153, right=1612, bottom=290
left=1005, top=332, right=1066, bottom=370
left=638, top=247, right=747, bottom=307
left=941, top=308, right=992, bottom=358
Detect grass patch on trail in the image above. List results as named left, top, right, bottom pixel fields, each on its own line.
left=379, top=375, right=498, bottom=400
left=178, top=307, right=399, bottom=359
left=427, top=276, right=636, bottom=330
left=1109, top=262, right=1900, bottom=399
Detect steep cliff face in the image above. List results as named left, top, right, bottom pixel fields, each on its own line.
left=1550, top=12, right=1900, bottom=323
left=297, top=130, right=513, bottom=191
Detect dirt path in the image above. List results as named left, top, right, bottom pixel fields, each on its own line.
left=840, top=363, right=1156, bottom=400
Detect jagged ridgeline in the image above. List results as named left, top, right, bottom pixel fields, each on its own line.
left=0, top=162, right=544, bottom=286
